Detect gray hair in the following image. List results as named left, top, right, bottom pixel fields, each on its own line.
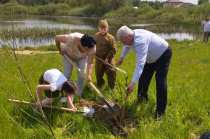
left=116, top=25, right=133, bottom=40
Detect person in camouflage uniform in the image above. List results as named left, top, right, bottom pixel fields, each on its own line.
left=95, top=19, right=117, bottom=89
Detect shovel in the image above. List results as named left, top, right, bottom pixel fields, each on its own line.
left=64, top=54, right=118, bottom=111
left=8, top=99, right=95, bottom=117
left=88, top=82, right=118, bottom=113
left=95, top=56, right=127, bottom=75
left=64, top=55, right=128, bottom=136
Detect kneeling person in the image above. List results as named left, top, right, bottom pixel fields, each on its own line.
left=36, top=68, right=77, bottom=111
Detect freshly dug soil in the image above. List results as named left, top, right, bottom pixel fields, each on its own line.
left=76, top=99, right=138, bottom=137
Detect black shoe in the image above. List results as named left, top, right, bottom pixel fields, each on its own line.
left=154, top=111, right=164, bottom=121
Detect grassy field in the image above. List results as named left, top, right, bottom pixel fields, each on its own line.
left=0, top=40, right=210, bottom=139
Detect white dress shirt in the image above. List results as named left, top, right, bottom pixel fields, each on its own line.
left=204, top=21, right=210, bottom=32
left=120, top=29, right=169, bottom=83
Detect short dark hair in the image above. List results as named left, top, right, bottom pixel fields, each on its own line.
left=61, top=81, right=77, bottom=95
left=39, top=73, right=49, bottom=84
left=80, top=34, right=96, bottom=48
left=39, top=74, right=44, bottom=84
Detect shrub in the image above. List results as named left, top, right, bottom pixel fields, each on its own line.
left=0, top=3, right=28, bottom=15
left=36, top=3, right=70, bottom=15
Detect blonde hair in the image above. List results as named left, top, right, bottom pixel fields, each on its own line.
left=98, top=19, right=109, bottom=28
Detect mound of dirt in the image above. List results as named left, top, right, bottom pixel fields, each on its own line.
left=76, top=99, right=138, bottom=137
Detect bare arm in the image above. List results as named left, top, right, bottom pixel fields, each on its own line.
left=35, top=84, right=51, bottom=105
left=66, top=94, right=76, bottom=111
left=87, top=63, right=94, bottom=82
left=55, top=35, right=68, bottom=54
left=86, top=47, right=95, bottom=81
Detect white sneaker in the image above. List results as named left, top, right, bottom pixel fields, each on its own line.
left=60, top=97, right=67, bottom=103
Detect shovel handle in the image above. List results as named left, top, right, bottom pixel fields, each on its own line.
left=95, top=56, right=127, bottom=75
left=88, top=82, right=115, bottom=112
left=8, top=99, right=81, bottom=113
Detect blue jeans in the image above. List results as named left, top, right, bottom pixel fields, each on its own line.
left=63, top=56, right=87, bottom=96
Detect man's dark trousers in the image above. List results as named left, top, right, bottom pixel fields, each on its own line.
left=138, top=47, right=172, bottom=115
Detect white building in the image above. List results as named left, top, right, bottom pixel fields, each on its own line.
left=163, top=0, right=198, bottom=7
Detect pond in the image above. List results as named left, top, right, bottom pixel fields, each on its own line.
left=0, top=16, right=202, bottom=48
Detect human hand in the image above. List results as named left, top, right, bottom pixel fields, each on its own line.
left=87, top=75, right=92, bottom=82
left=35, top=101, right=42, bottom=111
left=35, top=101, right=41, bottom=107
left=126, top=82, right=135, bottom=93
left=70, top=107, right=77, bottom=112
left=116, top=58, right=123, bottom=66
left=105, top=58, right=109, bottom=64
left=60, top=47, right=65, bottom=55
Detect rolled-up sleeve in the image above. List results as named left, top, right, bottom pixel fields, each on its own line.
left=120, top=45, right=130, bottom=59
left=131, top=40, right=148, bottom=83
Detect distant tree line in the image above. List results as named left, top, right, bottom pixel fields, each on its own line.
left=0, top=0, right=126, bottom=9
left=0, top=0, right=128, bottom=16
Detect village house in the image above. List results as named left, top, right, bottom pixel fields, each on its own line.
left=163, top=0, right=197, bottom=7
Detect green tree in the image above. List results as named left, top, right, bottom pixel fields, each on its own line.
left=199, top=0, right=208, bottom=4
left=0, top=0, right=10, bottom=3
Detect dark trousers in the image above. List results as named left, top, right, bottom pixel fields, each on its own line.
left=95, top=59, right=116, bottom=89
left=138, top=47, right=172, bottom=115
left=203, top=32, right=210, bottom=43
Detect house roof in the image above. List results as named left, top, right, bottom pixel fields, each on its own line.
left=166, top=0, right=183, bottom=3
left=165, top=0, right=198, bottom=4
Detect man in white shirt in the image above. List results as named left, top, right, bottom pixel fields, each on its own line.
left=202, top=17, right=210, bottom=43
left=116, top=26, right=172, bottom=118
left=36, top=68, right=77, bottom=111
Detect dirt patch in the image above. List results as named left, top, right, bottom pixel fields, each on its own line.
left=15, top=50, right=59, bottom=55
left=76, top=99, right=138, bottom=137
left=9, top=98, right=138, bottom=137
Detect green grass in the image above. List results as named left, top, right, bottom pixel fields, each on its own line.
left=1, top=40, right=210, bottom=138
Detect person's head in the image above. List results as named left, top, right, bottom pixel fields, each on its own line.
left=207, top=16, right=210, bottom=21
left=116, top=25, right=134, bottom=46
left=62, top=81, right=77, bottom=95
left=98, top=19, right=109, bottom=35
left=39, top=74, right=44, bottom=84
left=80, top=34, right=96, bottom=52
left=39, top=73, right=48, bottom=84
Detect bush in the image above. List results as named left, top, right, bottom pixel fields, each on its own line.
left=36, top=3, right=70, bottom=15
left=106, top=6, right=137, bottom=17
left=0, top=3, right=28, bottom=15
left=68, top=5, right=92, bottom=16
left=136, top=4, right=158, bottom=19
